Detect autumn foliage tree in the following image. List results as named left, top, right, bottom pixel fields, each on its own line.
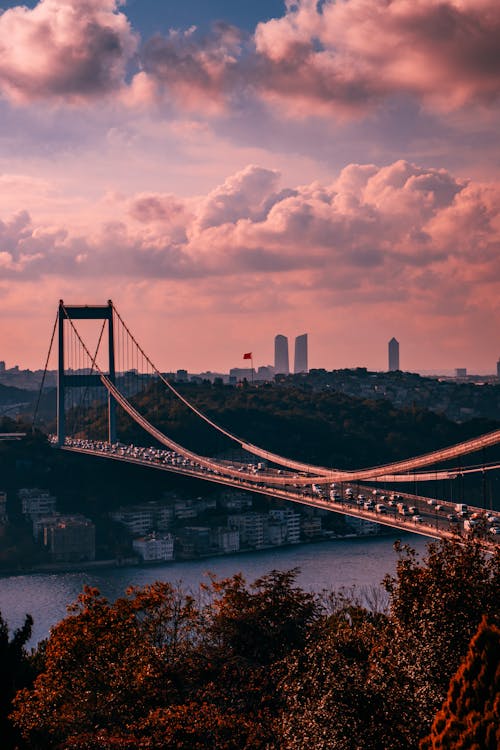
left=9, top=541, right=500, bottom=750
left=420, top=616, right=500, bottom=750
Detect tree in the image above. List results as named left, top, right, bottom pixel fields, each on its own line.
left=277, top=540, right=500, bottom=750
left=420, top=617, right=500, bottom=750
left=0, top=610, right=38, bottom=749
left=11, top=572, right=319, bottom=749
left=381, top=539, right=500, bottom=740
left=11, top=583, right=199, bottom=749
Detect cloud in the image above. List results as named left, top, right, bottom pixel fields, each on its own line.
left=253, top=0, right=500, bottom=115
left=0, top=0, right=137, bottom=103
left=2, top=160, right=500, bottom=321
left=1, top=0, right=499, bottom=120
left=134, top=0, right=500, bottom=119
left=138, top=21, right=244, bottom=113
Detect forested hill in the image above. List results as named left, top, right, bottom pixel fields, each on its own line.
left=79, top=382, right=500, bottom=470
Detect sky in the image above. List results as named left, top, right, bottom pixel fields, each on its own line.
left=1, top=0, right=500, bottom=375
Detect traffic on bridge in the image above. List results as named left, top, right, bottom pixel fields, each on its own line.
left=56, top=436, right=500, bottom=550
left=38, top=301, right=500, bottom=552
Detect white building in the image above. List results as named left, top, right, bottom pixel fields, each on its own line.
left=229, top=513, right=265, bottom=548
left=211, top=527, right=240, bottom=554
left=111, top=507, right=155, bottom=536
left=19, top=488, right=57, bottom=521
left=132, top=533, right=174, bottom=562
left=111, top=502, right=174, bottom=535
left=269, top=509, right=301, bottom=543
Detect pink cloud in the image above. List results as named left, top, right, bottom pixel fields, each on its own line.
left=2, top=160, right=499, bottom=322
left=135, top=0, right=500, bottom=119
left=1, top=1, right=499, bottom=119
left=0, top=0, right=137, bottom=103
left=138, top=21, right=244, bottom=114
left=253, top=0, right=500, bottom=114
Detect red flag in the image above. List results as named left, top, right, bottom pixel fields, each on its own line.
left=243, top=352, right=252, bottom=359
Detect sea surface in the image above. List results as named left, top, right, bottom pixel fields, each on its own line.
left=0, top=533, right=430, bottom=647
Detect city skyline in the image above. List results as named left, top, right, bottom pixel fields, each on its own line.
left=1, top=1, right=500, bottom=373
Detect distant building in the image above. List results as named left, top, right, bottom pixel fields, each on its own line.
left=132, top=533, right=174, bottom=562
left=19, top=488, right=57, bottom=521
left=497, top=359, right=500, bottom=378
left=176, top=369, right=189, bottom=382
left=257, top=365, right=275, bottom=381
left=228, top=513, right=266, bottom=548
left=0, top=361, right=5, bottom=373
left=0, top=491, right=7, bottom=524
left=347, top=517, right=382, bottom=536
left=456, top=368, right=467, bottom=379
left=210, top=526, right=240, bottom=554
left=111, top=502, right=174, bottom=536
left=42, top=515, right=96, bottom=563
left=269, top=508, right=301, bottom=543
left=177, top=527, right=211, bottom=558
left=229, top=367, right=255, bottom=382
left=274, top=334, right=289, bottom=375
left=301, top=516, right=322, bottom=539
left=388, top=337, right=400, bottom=371
left=294, top=334, right=308, bottom=374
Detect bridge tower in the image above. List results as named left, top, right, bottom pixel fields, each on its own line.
left=57, top=300, right=116, bottom=446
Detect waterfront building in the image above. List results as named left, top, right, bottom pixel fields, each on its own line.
left=132, top=533, right=174, bottom=562
left=388, top=337, right=400, bottom=371
left=111, top=506, right=156, bottom=536
left=228, top=513, right=265, bottom=548
left=269, top=508, right=301, bottom=543
left=218, top=492, right=253, bottom=512
left=210, top=526, right=240, bottom=554
left=294, top=334, right=308, bottom=374
left=347, top=517, right=382, bottom=536
left=19, top=488, right=57, bottom=521
left=177, top=527, right=211, bottom=558
left=497, top=359, right=500, bottom=378
left=301, top=516, right=322, bottom=539
left=173, top=499, right=199, bottom=520
left=42, top=515, right=95, bottom=563
left=0, top=490, right=7, bottom=524
left=111, top=502, right=175, bottom=535
left=33, top=513, right=60, bottom=540
left=274, top=334, right=289, bottom=375
left=456, top=368, right=467, bottom=379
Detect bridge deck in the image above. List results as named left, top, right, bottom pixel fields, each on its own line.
left=60, top=443, right=500, bottom=551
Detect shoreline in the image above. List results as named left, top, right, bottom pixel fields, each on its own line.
left=0, top=529, right=401, bottom=579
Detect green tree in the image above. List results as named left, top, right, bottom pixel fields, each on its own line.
left=0, top=610, right=38, bottom=749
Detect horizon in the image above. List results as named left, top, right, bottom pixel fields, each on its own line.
left=1, top=1, right=500, bottom=373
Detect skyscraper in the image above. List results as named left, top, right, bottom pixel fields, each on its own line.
left=388, top=337, right=400, bottom=371
left=274, top=334, right=289, bottom=375
left=294, top=334, right=308, bottom=374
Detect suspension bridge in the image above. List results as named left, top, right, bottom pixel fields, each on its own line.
left=36, top=301, right=500, bottom=549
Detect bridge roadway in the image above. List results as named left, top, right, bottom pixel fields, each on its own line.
left=57, top=439, right=500, bottom=550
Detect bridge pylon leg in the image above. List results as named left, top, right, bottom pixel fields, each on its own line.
left=56, top=300, right=117, bottom=446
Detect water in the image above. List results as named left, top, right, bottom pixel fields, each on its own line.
left=0, top=534, right=429, bottom=647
